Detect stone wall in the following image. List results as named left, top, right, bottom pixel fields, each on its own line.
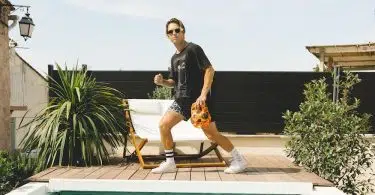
left=0, top=0, right=12, bottom=151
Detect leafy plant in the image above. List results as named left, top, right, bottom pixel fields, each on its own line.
left=282, top=71, right=374, bottom=194
left=0, top=151, right=38, bottom=195
left=147, top=85, right=173, bottom=99
left=19, top=64, right=127, bottom=170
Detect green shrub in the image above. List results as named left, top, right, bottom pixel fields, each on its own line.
left=147, top=85, right=173, bottom=99
left=283, top=71, right=374, bottom=194
left=0, top=151, right=38, bottom=195
left=19, top=64, right=127, bottom=170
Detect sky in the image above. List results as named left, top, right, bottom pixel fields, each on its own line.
left=8, top=0, right=375, bottom=76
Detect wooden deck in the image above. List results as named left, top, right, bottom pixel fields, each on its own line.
left=27, top=154, right=333, bottom=187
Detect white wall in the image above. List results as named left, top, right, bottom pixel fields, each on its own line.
left=9, top=49, right=48, bottom=149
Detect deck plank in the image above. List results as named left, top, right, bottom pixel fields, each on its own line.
left=69, top=167, right=101, bottom=179
left=244, top=155, right=290, bottom=182
left=259, top=155, right=299, bottom=182
left=39, top=167, right=70, bottom=181
left=100, top=164, right=129, bottom=179
left=175, top=160, right=191, bottom=181
left=217, top=166, right=236, bottom=181
left=130, top=168, right=151, bottom=180
left=85, top=166, right=116, bottom=179
left=272, top=155, right=333, bottom=186
left=55, top=167, right=84, bottom=179
left=204, top=157, right=221, bottom=181
left=190, top=158, right=206, bottom=181
left=115, top=163, right=140, bottom=180
left=27, top=167, right=58, bottom=182
left=243, top=154, right=268, bottom=181
left=144, top=172, right=162, bottom=180
left=160, top=171, right=177, bottom=180
left=27, top=154, right=334, bottom=187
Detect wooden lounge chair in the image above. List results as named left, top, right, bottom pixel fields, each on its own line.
left=122, top=99, right=227, bottom=169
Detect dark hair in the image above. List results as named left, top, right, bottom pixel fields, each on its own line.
left=165, top=18, right=185, bottom=34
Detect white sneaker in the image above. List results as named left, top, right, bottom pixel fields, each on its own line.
left=151, top=161, right=177, bottom=174
left=224, top=154, right=248, bottom=174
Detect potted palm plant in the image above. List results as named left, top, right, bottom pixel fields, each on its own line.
left=19, top=64, right=127, bottom=170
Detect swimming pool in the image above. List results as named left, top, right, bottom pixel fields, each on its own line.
left=7, top=179, right=345, bottom=195
left=50, top=191, right=296, bottom=195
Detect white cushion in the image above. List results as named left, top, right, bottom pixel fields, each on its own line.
left=131, top=113, right=207, bottom=141
left=159, top=100, right=174, bottom=115
left=128, top=99, right=162, bottom=115
left=128, top=99, right=207, bottom=142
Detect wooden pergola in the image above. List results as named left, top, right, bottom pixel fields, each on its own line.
left=306, top=42, right=375, bottom=102
left=306, top=42, right=375, bottom=71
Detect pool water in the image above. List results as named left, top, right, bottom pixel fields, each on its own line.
left=50, top=192, right=298, bottom=195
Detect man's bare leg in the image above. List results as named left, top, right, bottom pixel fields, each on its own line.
left=201, top=122, right=234, bottom=152
left=151, top=110, right=184, bottom=173
left=202, top=121, right=248, bottom=174
left=159, top=111, right=184, bottom=150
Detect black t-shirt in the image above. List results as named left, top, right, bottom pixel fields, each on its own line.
left=168, top=42, right=211, bottom=100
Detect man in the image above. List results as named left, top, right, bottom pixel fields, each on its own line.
left=152, top=18, right=247, bottom=174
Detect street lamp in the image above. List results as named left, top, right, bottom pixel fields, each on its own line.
left=0, top=3, right=34, bottom=41
left=18, top=8, right=34, bottom=41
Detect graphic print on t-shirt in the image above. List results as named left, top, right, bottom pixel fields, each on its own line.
left=177, top=61, right=187, bottom=87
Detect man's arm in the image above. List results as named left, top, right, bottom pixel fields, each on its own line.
left=201, top=65, right=215, bottom=96
left=161, top=79, right=175, bottom=88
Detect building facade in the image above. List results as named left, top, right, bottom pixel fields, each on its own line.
left=0, top=0, right=13, bottom=151
left=10, top=49, right=48, bottom=150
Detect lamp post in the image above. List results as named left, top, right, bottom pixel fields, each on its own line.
left=0, top=3, right=35, bottom=41
left=18, top=8, right=34, bottom=41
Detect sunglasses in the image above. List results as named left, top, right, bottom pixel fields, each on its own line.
left=167, top=28, right=181, bottom=35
